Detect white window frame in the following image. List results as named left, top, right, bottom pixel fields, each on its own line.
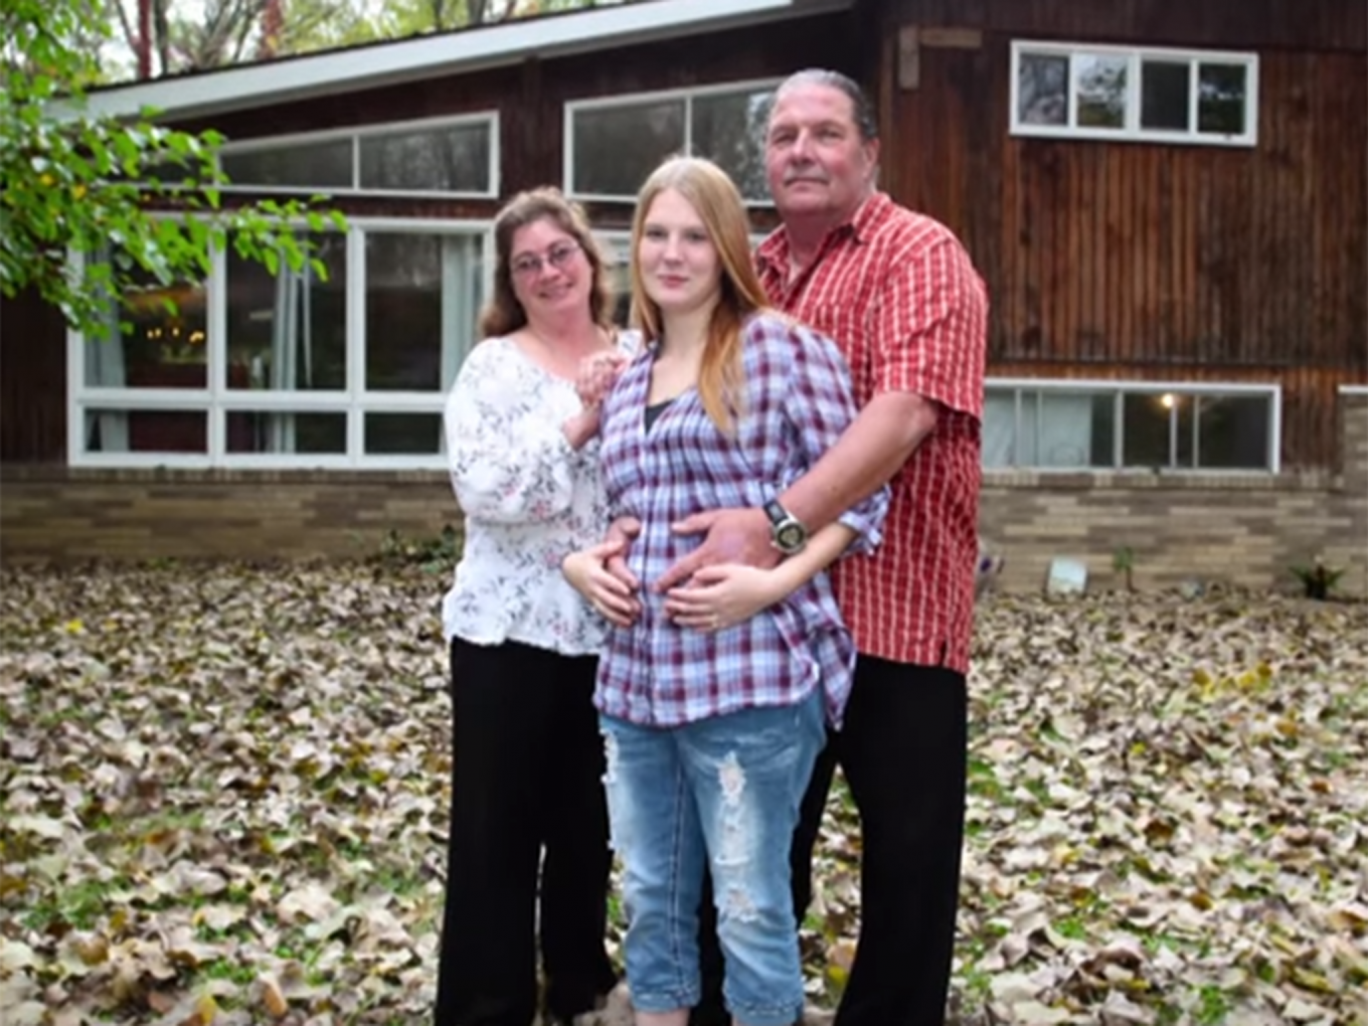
left=564, top=78, right=780, bottom=206
left=984, top=378, right=1281, bottom=473
left=1009, top=41, right=1259, bottom=147
left=215, top=111, right=500, bottom=199
left=68, top=216, right=494, bottom=471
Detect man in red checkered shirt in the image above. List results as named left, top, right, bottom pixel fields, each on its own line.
left=659, top=69, right=988, bottom=1026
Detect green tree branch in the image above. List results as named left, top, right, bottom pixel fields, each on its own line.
left=1, top=0, right=345, bottom=339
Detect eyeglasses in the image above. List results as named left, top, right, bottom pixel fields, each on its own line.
left=510, top=241, right=582, bottom=279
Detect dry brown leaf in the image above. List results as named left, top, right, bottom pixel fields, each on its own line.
left=259, top=976, right=289, bottom=1018
left=3, top=568, right=1366, bottom=1026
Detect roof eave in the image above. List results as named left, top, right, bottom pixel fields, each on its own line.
left=79, top=0, right=853, bottom=123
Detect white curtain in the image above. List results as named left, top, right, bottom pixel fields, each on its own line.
left=84, top=250, right=129, bottom=452
left=1037, top=394, right=1094, bottom=467
left=267, top=260, right=311, bottom=452
left=437, top=236, right=479, bottom=451
left=439, top=236, right=477, bottom=388
left=981, top=393, right=1016, bottom=468
left=982, top=391, right=1095, bottom=468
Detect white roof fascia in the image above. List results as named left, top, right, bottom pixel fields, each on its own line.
left=79, top=0, right=834, bottom=122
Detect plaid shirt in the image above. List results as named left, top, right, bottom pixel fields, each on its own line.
left=594, top=311, right=889, bottom=728
left=757, top=193, right=987, bottom=673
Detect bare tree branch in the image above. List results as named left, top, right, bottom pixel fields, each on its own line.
left=106, top=0, right=139, bottom=55
left=152, top=0, right=171, bottom=73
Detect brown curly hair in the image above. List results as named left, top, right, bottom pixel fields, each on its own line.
left=479, top=187, right=614, bottom=339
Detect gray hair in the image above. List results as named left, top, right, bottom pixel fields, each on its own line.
left=774, top=69, right=879, bottom=142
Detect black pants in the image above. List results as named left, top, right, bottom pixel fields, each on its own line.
left=435, top=638, right=617, bottom=1026
left=693, top=657, right=968, bottom=1026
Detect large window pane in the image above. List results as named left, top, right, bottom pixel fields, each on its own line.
left=226, top=233, right=348, bottom=391
left=981, top=391, right=1017, bottom=467
left=983, top=390, right=1118, bottom=468
left=359, top=123, right=490, bottom=193
left=1198, top=63, right=1248, bottom=136
left=221, top=139, right=353, bottom=189
left=1198, top=395, right=1270, bottom=468
left=1034, top=393, right=1110, bottom=470
left=86, top=264, right=208, bottom=390
left=365, top=234, right=483, bottom=392
left=226, top=412, right=345, bottom=454
left=1018, top=53, right=1068, bottom=125
left=85, top=409, right=205, bottom=453
left=1076, top=54, right=1128, bottom=129
left=1122, top=393, right=1173, bottom=468
left=365, top=413, right=442, bottom=455
left=1140, top=60, right=1190, bottom=131
left=692, top=89, right=774, bottom=203
left=572, top=101, right=685, bottom=197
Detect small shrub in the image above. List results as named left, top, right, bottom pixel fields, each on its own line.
left=376, top=525, right=461, bottom=574
left=1113, top=546, right=1136, bottom=592
left=1290, top=557, right=1346, bottom=601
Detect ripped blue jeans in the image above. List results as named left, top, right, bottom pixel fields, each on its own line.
left=600, top=689, right=825, bottom=1026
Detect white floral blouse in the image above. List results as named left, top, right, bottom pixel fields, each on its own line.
left=441, top=333, right=636, bottom=656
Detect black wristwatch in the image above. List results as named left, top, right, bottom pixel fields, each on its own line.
left=763, top=499, right=808, bottom=556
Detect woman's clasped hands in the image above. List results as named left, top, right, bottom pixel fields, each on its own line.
left=564, top=541, right=788, bottom=634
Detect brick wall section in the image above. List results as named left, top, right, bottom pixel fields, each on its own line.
left=0, top=470, right=459, bottom=563
left=983, top=394, right=1367, bottom=595
left=3, top=397, right=1365, bottom=597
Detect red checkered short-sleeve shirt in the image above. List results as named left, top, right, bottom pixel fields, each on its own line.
left=756, top=193, right=988, bottom=672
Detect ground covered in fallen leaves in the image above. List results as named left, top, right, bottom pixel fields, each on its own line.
left=1, top=563, right=1366, bottom=1026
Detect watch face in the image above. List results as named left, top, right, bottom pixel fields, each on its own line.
left=776, top=523, right=806, bottom=551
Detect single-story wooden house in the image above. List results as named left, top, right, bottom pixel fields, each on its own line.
left=2, top=0, right=1365, bottom=593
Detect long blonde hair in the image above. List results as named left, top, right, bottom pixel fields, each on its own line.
left=480, top=187, right=613, bottom=338
left=628, top=157, right=770, bottom=433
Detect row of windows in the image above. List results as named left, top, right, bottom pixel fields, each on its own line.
left=210, top=42, right=1258, bottom=203
left=984, top=383, right=1276, bottom=472
left=1011, top=43, right=1256, bottom=146
left=72, top=221, right=1282, bottom=471
left=76, top=225, right=486, bottom=468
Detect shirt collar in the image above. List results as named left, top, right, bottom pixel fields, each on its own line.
left=756, top=191, right=889, bottom=276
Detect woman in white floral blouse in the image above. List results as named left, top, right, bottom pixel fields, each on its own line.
left=436, top=188, right=631, bottom=1026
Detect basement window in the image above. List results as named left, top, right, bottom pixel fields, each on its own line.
left=1010, top=42, right=1258, bottom=147
left=983, top=380, right=1280, bottom=472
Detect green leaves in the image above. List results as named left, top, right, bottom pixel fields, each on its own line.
left=1, top=0, right=345, bottom=339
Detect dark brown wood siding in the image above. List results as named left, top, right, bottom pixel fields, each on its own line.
left=883, top=0, right=1366, bottom=52
left=0, top=288, right=66, bottom=463
left=872, top=0, right=1367, bottom=467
